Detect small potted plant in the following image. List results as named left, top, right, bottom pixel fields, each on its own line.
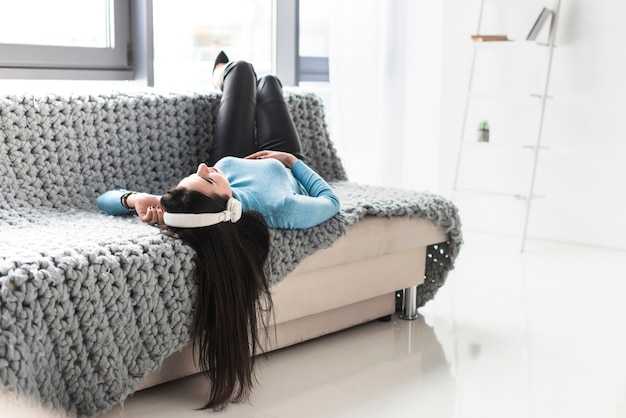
left=477, top=120, right=490, bottom=142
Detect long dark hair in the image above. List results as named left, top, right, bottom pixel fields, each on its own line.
left=160, top=187, right=272, bottom=410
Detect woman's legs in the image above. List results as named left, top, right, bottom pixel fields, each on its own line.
left=208, top=61, right=258, bottom=165
left=255, top=75, right=305, bottom=161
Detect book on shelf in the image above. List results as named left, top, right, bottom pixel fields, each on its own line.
left=526, top=7, right=553, bottom=41
left=471, top=34, right=509, bottom=42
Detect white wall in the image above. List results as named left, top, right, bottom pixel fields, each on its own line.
left=439, top=0, right=626, bottom=250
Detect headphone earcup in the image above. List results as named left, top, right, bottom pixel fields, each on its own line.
left=227, top=198, right=243, bottom=222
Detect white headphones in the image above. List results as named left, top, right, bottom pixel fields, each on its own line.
left=163, top=198, right=243, bottom=228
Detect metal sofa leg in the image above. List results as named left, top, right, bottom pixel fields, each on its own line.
left=399, top=285, right=419, bottom=320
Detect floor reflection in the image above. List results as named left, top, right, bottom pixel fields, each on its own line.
left=98, top=231, right=626, bottom=417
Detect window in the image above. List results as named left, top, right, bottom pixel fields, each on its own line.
left=0, top=0, right=131, bottom=80
left=0, top=0, right=304, bottom=87
left=152, top=0, right=273, bottom=89
left=298, top=0, right=330, bottom=83
left=297, top=0, right=330, bottom=129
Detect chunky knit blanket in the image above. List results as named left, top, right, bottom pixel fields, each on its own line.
left=0, top=90, right=462, bottom=416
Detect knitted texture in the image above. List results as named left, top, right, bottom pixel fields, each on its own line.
left=0, top=90, right=461, bottom=416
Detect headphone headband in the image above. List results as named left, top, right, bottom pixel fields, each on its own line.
left=163, top=198, right=242, bottom=228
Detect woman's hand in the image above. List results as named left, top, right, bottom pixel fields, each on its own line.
left=245, top=150, right=298, bottom=168
left=128, top=193, right=164, bottom=226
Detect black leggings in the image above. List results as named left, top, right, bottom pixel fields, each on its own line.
left=208, top=61, right=304, bottom=165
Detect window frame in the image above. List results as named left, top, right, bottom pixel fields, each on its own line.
left=299, top=56, right=329, bottom=82
left=274, top=0, right=298, bottom=86
left=0, top=0, right=132, bottom=80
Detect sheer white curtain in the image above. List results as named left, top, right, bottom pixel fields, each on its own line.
left=327, top=0, right=443, bottom=191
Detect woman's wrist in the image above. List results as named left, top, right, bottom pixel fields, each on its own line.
left=121, top=191, right=137, bottom=210
left=286, top=154, right=298, bottom=168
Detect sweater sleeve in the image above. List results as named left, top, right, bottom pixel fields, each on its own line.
left=97, top=189, right=136, bottom=216
left=281, top=160, right=340, bottom=228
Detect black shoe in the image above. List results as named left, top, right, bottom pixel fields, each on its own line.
left=213, top=51, right=229, bottom=91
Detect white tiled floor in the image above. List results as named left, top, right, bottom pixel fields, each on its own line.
left=98, top=231, right=626, bottom=418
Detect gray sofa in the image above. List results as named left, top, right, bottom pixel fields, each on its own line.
left=0, top=89, right=462, bottom=416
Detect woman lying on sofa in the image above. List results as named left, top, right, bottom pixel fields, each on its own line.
left=97, top=54, right=340, bottom=411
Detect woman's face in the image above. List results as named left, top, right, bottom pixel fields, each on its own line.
left=177, top=163, right=233, bottom=198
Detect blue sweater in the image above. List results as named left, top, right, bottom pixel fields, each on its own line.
left=97, top=157, right=340, bottom=229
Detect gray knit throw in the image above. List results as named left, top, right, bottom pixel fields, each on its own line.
left=0, top=90, right=462, bottom=416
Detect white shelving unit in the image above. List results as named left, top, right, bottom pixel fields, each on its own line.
left=451, top=0, right=561, bottom=252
